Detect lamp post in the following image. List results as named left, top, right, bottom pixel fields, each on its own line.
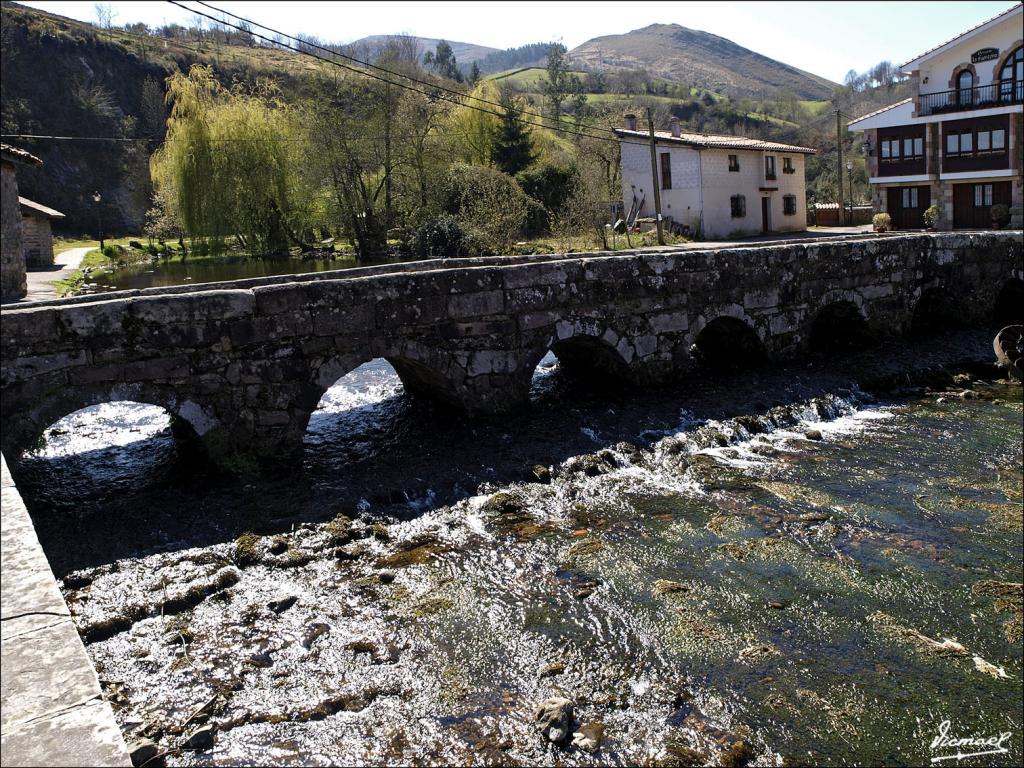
left=92, top=191, right=104, bottom=251
left=846, top=161, right=853, bottom=225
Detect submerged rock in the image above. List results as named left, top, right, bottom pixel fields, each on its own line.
left=804, top=429, right=823, bottom=441
left=268, top=595, right=298, bottom=614
left=531, top=464, right=552, bottom=483
left=183, top=725, right=214, bottom=749
left=533, top=697, right=574, bottom=743
left=128, top=738, right=160, bottom=767
left=572, top=722, right=604, bottom=753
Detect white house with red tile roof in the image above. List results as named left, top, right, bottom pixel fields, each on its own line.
left=614, top=115, right=815, bottom=239
left=847, top=4, right=1022, bottom=230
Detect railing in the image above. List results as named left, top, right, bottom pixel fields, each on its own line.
left=918, top=81, right=1024, bottom=116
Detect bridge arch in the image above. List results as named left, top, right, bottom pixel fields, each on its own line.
left=689, top=310, right=765, bottom=370
left=523, top=318, right=634, bottom=397
left=911, top=285, right=967, bottom=336
left=1, top=382, right=214, bottom=464
left=807, top=296, right=873, bottom=355
left=994, top=278, right=1024, bottom=327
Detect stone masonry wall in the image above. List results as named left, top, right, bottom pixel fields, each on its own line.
left=1, top=232, right=1021, bottom=468
left=1, top=163, right=27, bottom=301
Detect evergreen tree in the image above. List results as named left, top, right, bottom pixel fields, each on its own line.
left=490, top=96, right=535, bottom=175
left=423, top=40, right=463, bottom=82
left=469, top=61, right=481, bottom=85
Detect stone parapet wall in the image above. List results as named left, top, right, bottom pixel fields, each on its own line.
left=2, top=232, right=1021, bottom=468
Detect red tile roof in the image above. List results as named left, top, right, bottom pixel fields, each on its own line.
left=900, top=4, right=1021, bottom=68
left=614, top=129, right=816, bottom=154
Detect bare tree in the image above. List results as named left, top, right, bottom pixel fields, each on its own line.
left=94, top=2, right=116, bottom=29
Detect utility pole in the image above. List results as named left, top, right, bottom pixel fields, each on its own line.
left=646, top=107, right=666, bottom=245
left=835, top=109, right=845, bottom=227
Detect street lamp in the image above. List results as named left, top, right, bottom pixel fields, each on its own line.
left=92, top=191, right=104, bottom=251
left=846, top=161, right=853, bottom=225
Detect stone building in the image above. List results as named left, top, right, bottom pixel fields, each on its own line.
left=1, top=143, right=43, bottom=301
left=847, top=4, right=1023, bottom=229
left=614, top=115, right=814, bottom=239
left=19, top=197, right=65, bottom=267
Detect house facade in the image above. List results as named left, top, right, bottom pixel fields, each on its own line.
left=19, top=197, right=65, bottom=267
left=615, top=116, right=814, bottom=239
left=848, top=4, right=1023, bottom=230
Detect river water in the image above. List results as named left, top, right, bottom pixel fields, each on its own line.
left=12, top=331, right=1023, bottom=767
left=77, top=253, right=419, bottom=294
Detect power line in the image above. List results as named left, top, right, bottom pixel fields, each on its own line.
left=188, top=0, right=618, bottom=140
left=167, top=0, right=621, bottom=146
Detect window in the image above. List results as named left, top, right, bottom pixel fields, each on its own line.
left=974, top=184, right=993, bottom=207
left=957, top=70, right=974, bottom=105
left=728, top=154, right=739, bottom=172
left=999, top=46, right=1022, bottom=102
left=978, top=131, right=990, bottom=151
left=783, top=194, right=797, bottom=215
left=660, top=152, right=672, bottom=189
left=945, top=132, right=973, bottom=155
left=782, top=157, right=794, bottom=174
left=901, top=188, right=919, bottom=209
left=992, top=129, right=1006, bottom=149
left=730, top=194, right=746, bottom=218
left=880, top=136, right=921, bottom=161
left=764, top=156, right=776, bottom=180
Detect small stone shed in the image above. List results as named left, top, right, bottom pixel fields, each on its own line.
left=1, top=143, right=43, bottom=301
left=19, top=197, right=65, bottom=267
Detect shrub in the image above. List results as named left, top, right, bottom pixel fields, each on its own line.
left=408, top=215, right=465, bottom=259
left=990, top=203, right=1010, bottom=229
left=440, top=164, right=532, bottom=254
left=923, top=205, right=941, bottom=229
left=516, top=162, right=578, bottom=220
left=872, top=213, right=892, bottom=232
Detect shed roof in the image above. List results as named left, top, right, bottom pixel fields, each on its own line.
left=1, top=142, right=43, bottom=167
left=613, top=129, right=816, bottom=155
left=19, top=196, right=65, bottom=220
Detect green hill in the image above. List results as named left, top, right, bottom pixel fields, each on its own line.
left=569, top=23, right=837, bottom=100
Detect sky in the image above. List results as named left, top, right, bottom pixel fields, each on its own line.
left=19, top=1, right=1016, bottom=83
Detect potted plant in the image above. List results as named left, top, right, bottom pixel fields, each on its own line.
left=990, top=203, right=1010, bottom=230
left=923, top=204, right=941, bottom=230
left=872, top=212, right=892, bottom=232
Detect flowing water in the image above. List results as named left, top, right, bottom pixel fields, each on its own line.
left=12, top=331, right=1023, bottom=767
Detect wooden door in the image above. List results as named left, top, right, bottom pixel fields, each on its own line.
left=954, top=182, right=1011, bottom=229
left=761, top=197, right=770, bottom=233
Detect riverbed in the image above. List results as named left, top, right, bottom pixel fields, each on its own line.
left=12, top=330, right=1023, bottom=767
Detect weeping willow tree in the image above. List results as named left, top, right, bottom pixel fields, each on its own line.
left=150, top=65, right=308, bottom=256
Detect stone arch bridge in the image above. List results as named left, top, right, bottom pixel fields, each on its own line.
left=1, top=232, right=1021, bottom=468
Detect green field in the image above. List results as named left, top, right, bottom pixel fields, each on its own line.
left=489, top=66, right=587, bottom=88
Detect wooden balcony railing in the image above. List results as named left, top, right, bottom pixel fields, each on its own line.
left=919, top=81, right=1024, bottom=116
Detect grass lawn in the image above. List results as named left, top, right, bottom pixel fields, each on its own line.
left=520, top=228, right=690, bottom=254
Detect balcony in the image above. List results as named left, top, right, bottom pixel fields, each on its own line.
left=918, top=81, right=1023, bottom=116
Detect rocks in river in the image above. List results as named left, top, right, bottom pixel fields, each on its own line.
left=972, top=655, right=1011, bottom=679
left=559, top=452, right=615, bottom=478
left=720, top=740, right=756, bottom=767
left=531, top=464, right=552, bottom=483
left=539, top=661, right=565, bottom=678
left=738, top=642, right=779, bottom=661
left=267, top=595, right=298, bottom=614
left=572, top=722, right=604, bottom=753
left=346, top=639, right=400, bottom=664
left=993, top=325, right=1023, bottom=380
left=268, top=537, right=288, bottom=555
left=247, top=651, right=274, bottom=668
left=533, top=697, right=574, bottom=743
left=183, top=725, right=214, bottom=750
left=128, top=738, right=161, bottom=767
left=653, top=579, right=689, bottom=597
left=301, top=622, right=331, bottom=649
left=957, top=389, right=977, bottom=400
left=804, top=429, right=823, bottom=441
